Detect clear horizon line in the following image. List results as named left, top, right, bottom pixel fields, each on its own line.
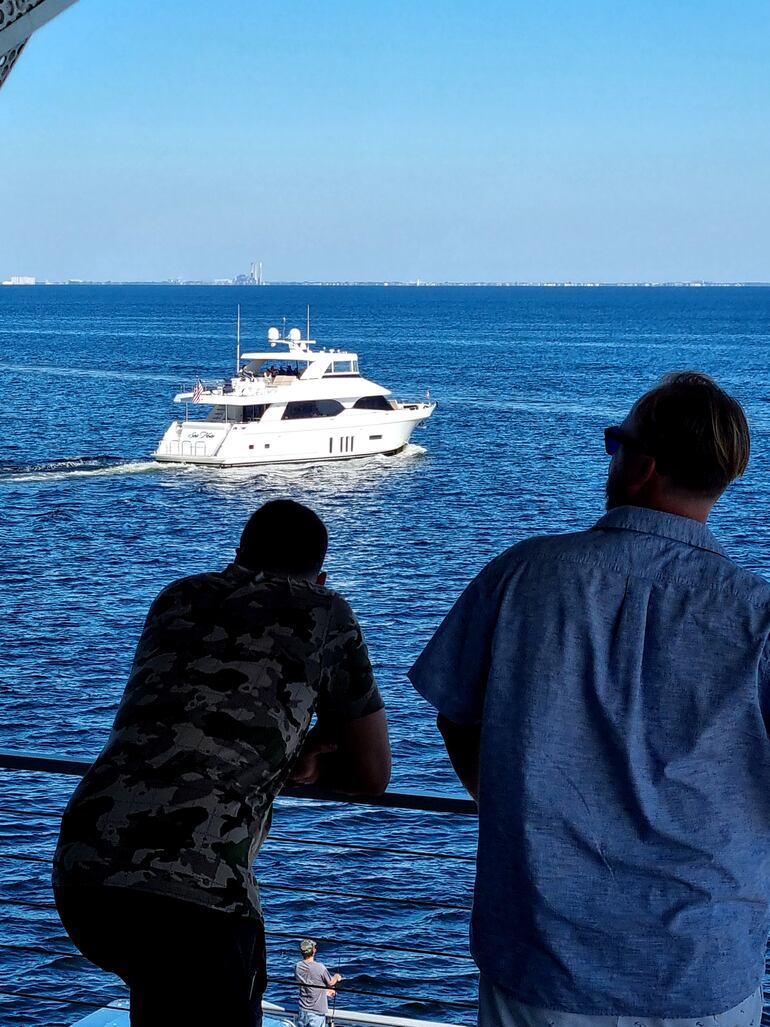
left=4, top=279, right=770, bottom=288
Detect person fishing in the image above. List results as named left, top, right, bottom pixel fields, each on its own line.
left=295, top=939, right=342, bottom=1027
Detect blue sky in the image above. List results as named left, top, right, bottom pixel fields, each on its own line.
left=1, top=0, right=769, bottom=282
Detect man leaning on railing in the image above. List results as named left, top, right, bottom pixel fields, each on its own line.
left=411, top=373, right=770, bottom=1027
left=51, top=499, right=391, bottom=1027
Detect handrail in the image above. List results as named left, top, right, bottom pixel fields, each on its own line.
left=0, top=747, right=478, bottom=1022
left=0, top=749, right=477, bottom=816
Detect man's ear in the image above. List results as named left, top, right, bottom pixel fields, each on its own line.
left=316, top=571, right=327, bottom=587
left=626, top=454, right=657, bottom=497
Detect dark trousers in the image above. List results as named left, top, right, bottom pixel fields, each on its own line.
left=54, top=885, right=266, bottom=1027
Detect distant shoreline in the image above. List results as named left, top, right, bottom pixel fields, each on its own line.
left=3, top=281, right=770, bottom=289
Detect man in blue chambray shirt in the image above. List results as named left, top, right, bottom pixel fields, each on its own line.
left=409, top=373, right=770, bottom=1027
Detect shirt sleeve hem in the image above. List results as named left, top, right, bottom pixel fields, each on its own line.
left=407, top=665, right=482, bottom=725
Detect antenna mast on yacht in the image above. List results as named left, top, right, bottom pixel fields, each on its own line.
left=306, top=305, right=311, bottom=341
left=236, top=305, right=241, bottom=373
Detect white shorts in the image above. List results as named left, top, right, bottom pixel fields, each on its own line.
left=478, top=976, right=763, bottom=1027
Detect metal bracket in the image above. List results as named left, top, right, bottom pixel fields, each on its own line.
left=0, top=0, right=80, bottom=90
left=0, top=40, right=27, bottom=88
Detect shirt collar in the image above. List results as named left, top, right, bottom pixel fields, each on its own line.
left=225, top=562, right=259, bottom=580
left=592, top=505, right=728, bottom=558
left=224, top=563, right=320, bottom=588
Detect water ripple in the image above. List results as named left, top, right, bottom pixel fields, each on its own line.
left=3, top=285, right=770, bottom=1025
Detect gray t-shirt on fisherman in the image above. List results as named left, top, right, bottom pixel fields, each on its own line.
left=53, top=564, right=383, bottom=918
left=296, top=959, right=334, bottom=1015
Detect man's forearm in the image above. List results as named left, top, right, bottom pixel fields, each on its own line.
left=313, top=755, right=367, bottom=793
left=437, top=713, right=481, bottom=803
left=313, top=746, right=389, bottom=795
left=300, top=709, right=391, bottom=795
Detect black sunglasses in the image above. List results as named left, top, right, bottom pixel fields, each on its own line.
left=603, top=425, right=643, bottom=456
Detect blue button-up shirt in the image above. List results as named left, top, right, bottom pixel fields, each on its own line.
left=409, top=506, right=770, bottom=1017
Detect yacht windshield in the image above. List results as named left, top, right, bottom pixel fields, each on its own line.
left=262, top=362, right=303, bottom=378
left=324, top=359, right=359, bottom=376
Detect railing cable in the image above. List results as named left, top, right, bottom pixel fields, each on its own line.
left=0, top=851, right=49, bottom=864
left=266, top=930, right=475, bottom=961
left=1, top=890, right=470, bottom=919
left=0, top=811, right=476, bottom=862
left=0, top=940, right=73, bottom=958
left=1, top=897, right=56, bottom=910
left=0, top=874, right=472, bottom=912
left=0, top=933, right=477, bottom=964
left=0, top=985, right=116, bottom=1010
left=0, top=806, right=60, bottom=818
left=258, top=881, right=471, bottom=910
left=268, top=833, right=475, bottom=862
left=267, top=978, right=478, bottom=1010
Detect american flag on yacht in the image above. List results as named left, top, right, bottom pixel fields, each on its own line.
left=192, top=378, right=203, bottom=403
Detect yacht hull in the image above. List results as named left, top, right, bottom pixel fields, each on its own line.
left=154, top=406, right=434, bottom=468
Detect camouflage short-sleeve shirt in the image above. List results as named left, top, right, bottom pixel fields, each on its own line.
left=53, top=565, right=383, bottom=918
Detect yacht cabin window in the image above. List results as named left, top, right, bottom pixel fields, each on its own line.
left=243, top=405, right=267, bottom=422
left=209, top=405, right=266, bottom=423
left=352, top=395, right=391, bottom=411
left=282, top=400, right=344, bottom=420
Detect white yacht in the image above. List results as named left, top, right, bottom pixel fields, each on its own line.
left=154, top=321, right=436, bottom=467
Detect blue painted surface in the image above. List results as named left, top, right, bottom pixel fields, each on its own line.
left=68, top=1006, right=129, bottom=1027
left=69, top=1006, right=292, bottom=1027
left=2, top=285, right=770, bottom=1025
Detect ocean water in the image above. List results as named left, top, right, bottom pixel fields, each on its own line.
left=2, top=284, right=770, bottom=1026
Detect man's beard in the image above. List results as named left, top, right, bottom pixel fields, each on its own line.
left=605, top=467, right=628, bottom=510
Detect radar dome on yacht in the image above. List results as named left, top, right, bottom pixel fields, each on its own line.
left=267, top=327, right=280, bottom=341
left=288, top=328, right=302, bottom=342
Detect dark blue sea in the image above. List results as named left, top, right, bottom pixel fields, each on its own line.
left=2, top=284, right=770, bottom=1026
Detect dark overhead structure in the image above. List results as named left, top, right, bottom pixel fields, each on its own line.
left=0, top=0, right=79, bottom=90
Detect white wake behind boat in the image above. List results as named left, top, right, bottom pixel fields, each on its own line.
left=154, top=317, right=436, bottom=467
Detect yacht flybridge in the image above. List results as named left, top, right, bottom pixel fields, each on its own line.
left=154, top=321, right=436, bottom=467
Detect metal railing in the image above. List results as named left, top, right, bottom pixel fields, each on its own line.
left=0, top=750, right=477, bottom=816
left=0, top=749, right=478, bottom=1027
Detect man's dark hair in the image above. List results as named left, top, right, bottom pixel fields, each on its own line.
left=238, top=500, right=328, bottom=576
left=633, top=371, right=750, bottom=496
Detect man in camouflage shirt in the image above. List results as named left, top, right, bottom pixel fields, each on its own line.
left=53, top=500, right=390, bottom=1027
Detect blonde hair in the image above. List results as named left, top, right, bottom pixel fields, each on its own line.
left=633, top=372, right=749, bottom=496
